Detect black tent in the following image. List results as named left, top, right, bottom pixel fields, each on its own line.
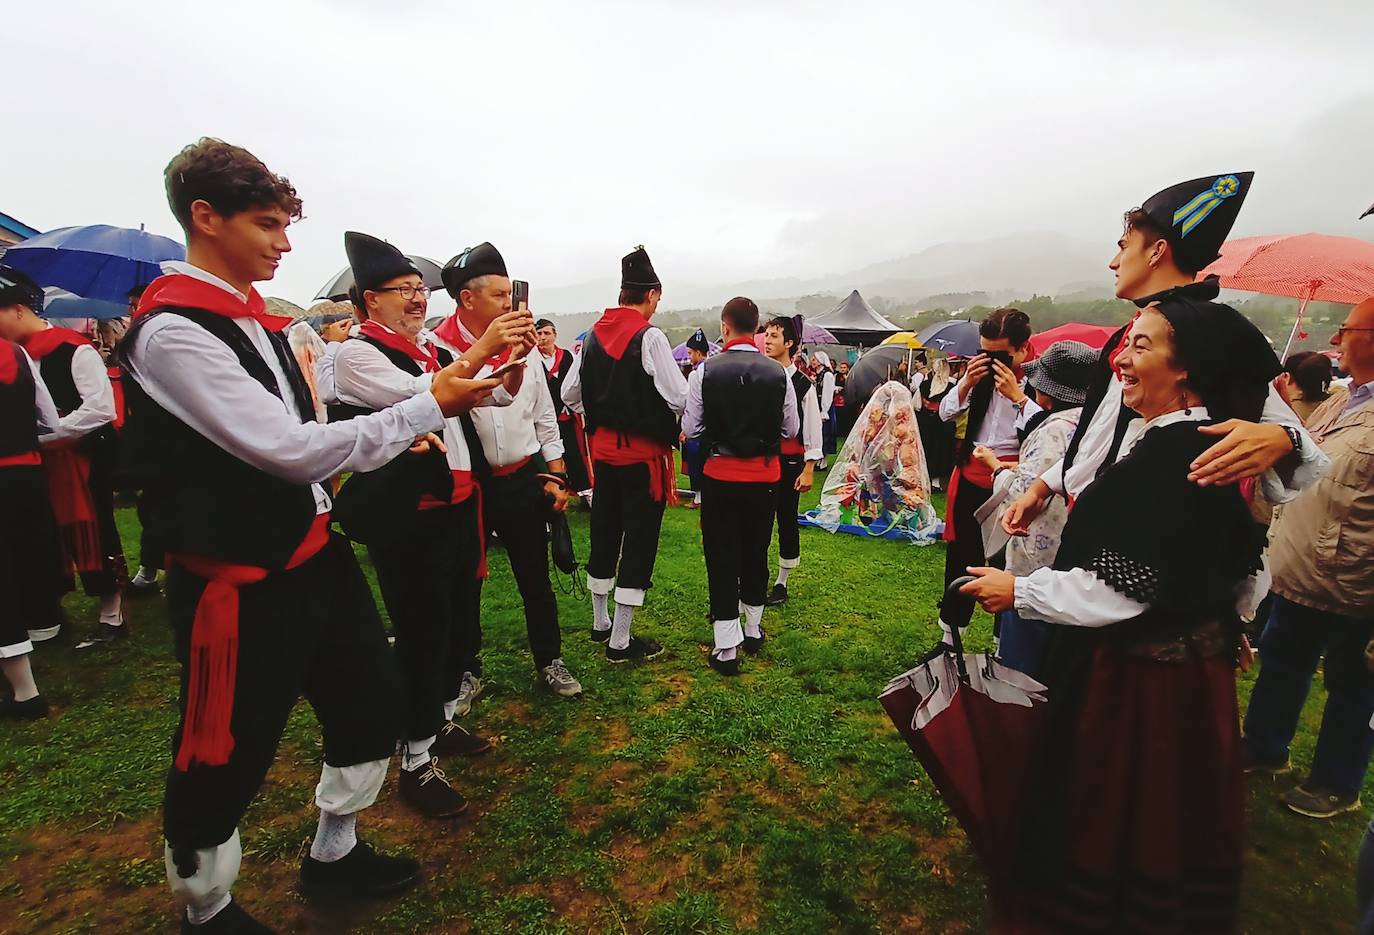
left=807, top=290, right=901, bottom=347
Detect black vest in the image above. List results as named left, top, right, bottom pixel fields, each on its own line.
left=579, top=327, right=679, bottom=447
left=701, top=350, right=786, bottom=458
left=0, top=341, right=39, bottom=459
left=37, top=341, right=118, bottom=453
left=326, top=336, right=453, bottom=422
left=789, top=369, right=814, bottom=432
left=543, top=348, right=573, bottom=418
left=119, top=308, right=320, bottom=568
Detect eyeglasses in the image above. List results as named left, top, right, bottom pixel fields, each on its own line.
left=1335, top=326, right=1374, bottom=338
left=373, top=284, right=431, bottom=300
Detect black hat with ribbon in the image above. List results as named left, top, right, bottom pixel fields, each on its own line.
left=621, top=245, right=661, bottom=290
left=441, top=242, right=508, bottom=298
left=685, top=328, right=709, bottom=353
left=344, top=231, right=420, bottom=295
left=1140, top=172, right=1253, bottom=273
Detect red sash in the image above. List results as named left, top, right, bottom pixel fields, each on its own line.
left=590, top=430, right=676, bottom=504
left=942, top=455, right=1017, bottom=542
left=171, top=513, right=331, bottom=770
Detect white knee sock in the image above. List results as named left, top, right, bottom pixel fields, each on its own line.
left=99, top=592, right=123, bottom=624
left=609, top=604, right=635, bottom=651
left=775, top=566, right=792, bottom=587
left=592, top=592, right=611, bottom=632
left=443, top=698, right=459, bottom=722
left=743, top=604, right=764, bottom=640
left=401, top=736, right=436, bottom=772
left=166, top=830, right=241, bottom=925
left=310, top=810, right=357, bottom=863
left=1, top=656, right=39, bottom=702
left=717, top=646, right=738, bottom=661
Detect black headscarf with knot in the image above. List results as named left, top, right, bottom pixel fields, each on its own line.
left=1136, top=276, right=1279, bottom=424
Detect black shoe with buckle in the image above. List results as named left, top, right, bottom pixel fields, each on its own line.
left=742, top=628, right=767, bottom=656
left=431, top=721, right=493, bottom=758
left=606, top=635, right=664, bottom=663
left=708, top=650, right=741, bottom=677
left=398, top=758, right=468, bottom=819
left=0, top=695, right=48, bottom=720
left=75, top=621, right=129, bottom=650
left=181, top=898, right=278, bottom=934
left=764, top=583, right=788, bottom=606
left=300, top=839, right=421, bottom=898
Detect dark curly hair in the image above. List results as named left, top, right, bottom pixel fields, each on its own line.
left=164, top=138, right=303, bottom=233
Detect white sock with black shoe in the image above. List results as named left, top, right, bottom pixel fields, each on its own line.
left=310, top=811, right=357, bottom=863
left=131, top=565, right=159, bottom=586
left=775, top=566, right=792, bottom=588
left=99, top=592, right=123, bottom=625
left=443, top=698, right=459, bottom=722
left=592, top=593, right=611, bottom=634
left=610, top=604, right=635, bottom=651
left=743, top=604, right=764, bottom=640
left=401, top=736, right=436, bottom=772
left=166, top=830, right=241, bottom=927
left=1, top=656, right=39, bottom=702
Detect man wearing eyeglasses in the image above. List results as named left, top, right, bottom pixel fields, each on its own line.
left=329, top=231, right=527, bottom=820
left=1243, top=297, right=1374, bottom=820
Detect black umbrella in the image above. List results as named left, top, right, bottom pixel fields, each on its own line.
left=1362, top=201, right=1373, bottom=220
left=314, top=255, right=446, bottom=302
left=844, top=345, right=912, bottom=410
left=917, top=319, right=980, bottom=357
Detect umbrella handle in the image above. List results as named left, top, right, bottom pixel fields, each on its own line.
left=942, top=576, right=978, bottom=684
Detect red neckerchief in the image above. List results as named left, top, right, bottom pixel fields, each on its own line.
left=433, top=313, right=513, bottom=369
left=358, top=320, right=441, bottom=374
left=1108, top=311, right=1141, bottom=379
left=591, top=307, right=651, bottom=360
left=722, top=336, right=755, bottom=351
left=135, top=273, right=291, bottom=332
left=20, top=325, right=92, bottom=361
left=544, top=346, right=567, bottom=375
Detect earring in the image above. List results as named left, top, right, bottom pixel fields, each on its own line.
left=1181, top=392, right=1192, bottom=416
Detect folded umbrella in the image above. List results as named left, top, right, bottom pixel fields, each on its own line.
left=879, top=576, right=1048, bottom=923
left=4, top=225, right=184, bottom=304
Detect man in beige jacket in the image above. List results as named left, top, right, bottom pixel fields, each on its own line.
left=1243, top=297, right=1374, bottom=818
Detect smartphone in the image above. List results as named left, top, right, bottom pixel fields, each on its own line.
left=986, top=350, right=1013, bottom=369
left=488, top=354, right=528, bottom=381
left=511, top=279, right=529, bottom=312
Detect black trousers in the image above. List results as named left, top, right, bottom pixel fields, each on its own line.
left=163, top=534, right=401, bottom=850
left=587, top=461, right=666, bottom=593
left=701, top=476, right=776, bottom=620
left=941, top=473, right=996, bottom=629
left=557, top=417, right=593, bottom=492
left=136, top=489, right=164, bottom=573
left=62, top=444, right=125, bottom=597
left=477, top=462, right=561, bottom=670
left=775, top=455, right=805, bottom=564
left=0, top=465, right=63, bottom=649
left=369, top=500, right=482, bottom=741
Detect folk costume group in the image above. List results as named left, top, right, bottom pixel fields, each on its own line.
left=0, top=134, right=1339, bottom=935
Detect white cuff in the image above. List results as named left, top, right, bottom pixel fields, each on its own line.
left=166, top=829, right=241, bottom=909
left=713, top=617, right=744, bottom=650
left=0, top=639, right=34, bottom=658
left=614, top=586, right=646, bottom=607
left=315, top=758, right=388, bottom=815
left=778, top=556, right=800, bottom=570
left=586, top=575, right=615, bottom=596
left=541, top=441, right=566, bottom=462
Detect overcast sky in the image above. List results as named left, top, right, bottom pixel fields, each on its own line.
left=7, top=0, right=1372, bottom=309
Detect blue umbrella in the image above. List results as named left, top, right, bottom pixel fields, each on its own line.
left=917, top=319, right=980, bottom=357
left=4, top=224, right=184, bottom=303
left=41, top=287, right=129, bottom=322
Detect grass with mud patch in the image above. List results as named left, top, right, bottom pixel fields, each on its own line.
left=0, top=481, right=1368, bottom=933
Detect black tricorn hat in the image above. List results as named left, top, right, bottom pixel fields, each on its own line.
left=1361, top=201, right=1373, bottom=220
left=1140, top=172, right=1253, bottom=273
left=441, top=242, right=508, bottom=298
left=685, top=328, right=709, bottom=353
left=621, top=245, right=661, bottom=290
left=344, top=231, right=420, bottom=295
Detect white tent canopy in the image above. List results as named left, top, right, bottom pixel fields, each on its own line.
left=808, top=290, right=901, bottom=345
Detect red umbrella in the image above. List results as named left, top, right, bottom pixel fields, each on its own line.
left=1199, top=232, right=1374, bottom=358
left=1026, top=322, right=1119, bottom=356
left=879, top=577, right=1048, bottom=923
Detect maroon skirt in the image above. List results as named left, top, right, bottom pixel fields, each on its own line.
left=1017, top=643, right=1244, bottom=934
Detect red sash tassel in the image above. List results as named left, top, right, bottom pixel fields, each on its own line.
left=41, top=444, right=103, bottom=573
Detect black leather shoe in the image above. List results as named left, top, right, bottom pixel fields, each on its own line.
left=75, top=622, right=129, bottom=650
left=606, top=635, right=664, bottom=663
left=0, top=695, right=48, bottom=719
left=708, top=651, right=741, bottom=677
left=431, top=721, right=493, bottom=758
left=742, top=629, right=767, bottom=656
left=589, top=627, right=612, bottom=643
left=398, top=758, right=469, bottom=819
left=181, top=898, right=278, bottom=933
left=299, top=840, right=421, bottom=898
left=764, top=583, right=788, bottom=606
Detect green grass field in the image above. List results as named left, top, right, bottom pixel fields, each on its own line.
left=0, top=480, right=1368, bottom=934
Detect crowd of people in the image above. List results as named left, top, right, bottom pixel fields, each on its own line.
left=1, top=138, right=1372, bottom=934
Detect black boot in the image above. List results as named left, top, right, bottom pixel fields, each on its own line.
left=181, top=899, right=278, bottom=934
left=299, top=840, right=421, bottom=898
left=397, top=758, right=469, bottom=819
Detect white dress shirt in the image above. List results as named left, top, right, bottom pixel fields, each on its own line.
left=681, top=345, right=800, bottom=444
left=561, top=320, right=688, bottom=417
left=1038, top=374, right=1329, bottom=504
left=938, top=375, right=1042, bottom=458
left=818, top=369, right=837, bottom=413
left=1014, top=407, right=1270, bottom=626
left=26, top=349, right=61, bottom=438
left=786, top=363, right=825, bottom=462
left=125, top=261, right=444, bottom=514
left=430, top=317, right=561, bottom=468
left=315, top=341, right=341, bottom=405
left=35, top=323, right=117, bottom=443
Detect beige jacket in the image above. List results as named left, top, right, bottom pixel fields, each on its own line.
left=1269, top=390, right=1374, bottom=618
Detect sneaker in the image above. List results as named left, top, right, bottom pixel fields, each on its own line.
left=708, top=650, right=741, bottom=677
left=764, top=583, right=788, bottom=607
left=606, top=635, right=664, bottom=663
left=27, top=624, right=61, bottom=644
left=75, top=621, right=129, bottom=650
left=182, top=898, right=278, bottom=934
left=0, top=695, right=48, bottom=720
left=397, top=758, right=468, bottom=819
left=300, top=839, right=421, bottom=897
left=1279, top=784, right=1362, bottom=819
left=742, top=628, right=767, bottom=656
left=540, top=659, right=583, bottom=698
left=590, top=627, right=612, bottom=643
left=431, top=721, right=493, bottom=758
left=1241, top=747, right=1292, bottom=775
left=452, top=672, right=484, bottom=718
